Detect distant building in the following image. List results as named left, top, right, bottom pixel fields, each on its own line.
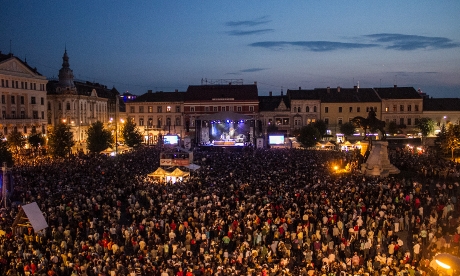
left=47, top=50, right=122, bottom=143
left=0, top=51, right=48, bottom=137
left=120, top=92, right=137, bottom=103
left=125, top=89, right=185, bottom=144
left=374, top=85, right=423, bottom=135
left=423, top=97, right=460, bottom=134
left=258, top=91, right=291, bottom=134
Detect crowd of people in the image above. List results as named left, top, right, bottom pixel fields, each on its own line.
left=0, top=143, right=459, bottom=276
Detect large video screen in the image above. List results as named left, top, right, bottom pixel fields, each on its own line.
left=269, top=135, right=285, bottom=145
left=163, top=135, right=179, bottom=145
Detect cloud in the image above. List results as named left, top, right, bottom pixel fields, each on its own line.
left=365, top=33, right=460, bottom=50
left=227, top=29, right=274, bottom=36
left=249, top=41, right=379, bottom=52
left=240, top=68, right=268, bottom=73
left=225, top=16, right=271, bottom=27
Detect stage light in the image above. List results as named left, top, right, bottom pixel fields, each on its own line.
left=226, top=120, right=229, bottom=123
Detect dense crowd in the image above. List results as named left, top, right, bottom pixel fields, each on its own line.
left=0, top=144, right=459, bottom=276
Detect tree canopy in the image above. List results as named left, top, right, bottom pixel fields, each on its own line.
left=86, top=121, right=114, bottom=153
left=121, top=118, right=143, bottom=147
left=0, top=135, right=13, bottom=166
left=48, top=123, right=75, bottom=158
left=339, top=122, right=356, bottom=138
left=297, top=125, right=321, bottom=148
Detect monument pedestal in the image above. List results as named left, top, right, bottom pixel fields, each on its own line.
left=361, top=141, right=400, bottom=177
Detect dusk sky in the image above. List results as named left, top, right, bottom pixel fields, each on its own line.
left=2, top=1, right=460, bottom=97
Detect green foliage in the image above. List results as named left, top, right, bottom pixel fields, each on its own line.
left=339, top=122, right=356, bottom=137
left=297, top=125, right=321, bottom=148
left=386, top=121, right=401, bottom=136
left=312, top=120, right=327, bottom=138
left=28, top=132, right=45, bottom=149
left=415, top=117, right=435, bottom=138
left=121, top=118, right=143, bottom=147
left=0, top=135, right=13, bottom=166
left=443, top=122, right=460, bottom=160
left=48, top=123, right=75, bottom=158
left=86, top=121, right=114, bottom=153
left=266, top=123, right=279, bottom=133
left=7, top=130, right=26, bottom=154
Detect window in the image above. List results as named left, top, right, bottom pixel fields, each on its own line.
left=393, top=105, right=397, bottom=112
left=324, top=118, right=329, bottom=125
left=283, top=118, right=289, bottom=125
left=41, top=97, right=44, bottom=105
left=415, top=118, right=419, bottom=125
left=175, top=117, right=180, bottom=126
left=167, top=106, right=171, bottom=112
left=166, top=118, right=171, bottom=126
left=1, top=80, right=3, bottom=87
left=237, top=106, right=242, bottom=112
left=157, top=106, right=162, bottom=113
left=407, top=105, right=412, bottom=112
left=11, top=111, right=15, bottom=118
left=407, top=118, right=411, bottom=125
left=48, top=102, right=51, bottom=110
left=400, top=118, right=404, bottom=125
left=31, top=97, right=36, bottom=104
left=5, top=80, right=8, bottom=87
left=11, top=96, right=15, bottom=104
left=20, top=111, right=25, bottom=118
left=306, top=106, right=310, bottom=112
left=139, top=106, right=144, bottom=113
left=349, top=107, right=353, bottom=112
left=385, top=107, right=389, bottom=112
left=148, top=106, right=153, bottom=113
left=190, top=107, right=195, bottom=112
left=213, top=107, right=218, bottom=112
left=24, top=82, right=27, bottom=89
left=58, top=102, right=62, bottom=110
left=338, top=118, right=343, bottom=125
left=325, top=107, right=329, bottom=113
left=249, top=106, right=254, bottom=112
left=205, top=106, right=209, bottom=112
left=314, top=106, right=317, bottom=112
left=338, top=107, right=342, bottom=113
left=12, top=81, right=14, bottom=88
left=41, top=111, right=44, bottom=119
left=130, top=106, right=135, bottom=113
left=357, top=107, right=360, bottom=113
left=66, top=102, right=71, bottom=110
left=176, top=106, right=180, bottom=113
left=414, top=105, right=419, bottom=112
left=139, top=118, right=144, bottom=126
left=1, top=95, right=4, bottom=104
left=400, top=105, right=404, bottom=112
left=33, top=111, right=38, bottom=119
left=157, top=118, right=162, bottom=128
left=1, top=111, right=4, bottom=118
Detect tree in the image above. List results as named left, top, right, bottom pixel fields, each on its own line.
left=28, top=132, right=45, bottom=150
left=48, top=123, right=75, bottom=158
left=313, top=120, right=327, bottom=138
left=297, top=125, right=321, bottom=148
left=0, top=135, right=13, bottom=166
left=121, top=118, right=143, bottom=147
left=415, top=117, right=435, bottom=145
left=87, top=121, right=114, bottom=153
left=7, top=130, right=26, bottom=155
left=443, top=122, right=460, bottom=160
left=386, top=121, right=401, bottom=136
left=339, top=122, right=355, bottom=139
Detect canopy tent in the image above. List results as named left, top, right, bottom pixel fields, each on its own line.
left=148, top=167, right=168, bottom=177
left=170, top=168, right=190, bottom=177
left=197, top=111, right=252, bottom=122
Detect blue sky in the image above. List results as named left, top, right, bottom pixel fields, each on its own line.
left=1, top=1, right=460, bottom=97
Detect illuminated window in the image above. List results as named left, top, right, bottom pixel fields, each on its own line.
left=148, top=106, right=153, bottom=113
left=167, top=106, right=171, bottom=112
left=385, top=107, right=389, bottom=112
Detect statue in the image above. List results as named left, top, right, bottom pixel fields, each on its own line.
left=352, top=108, right=386, bottom=141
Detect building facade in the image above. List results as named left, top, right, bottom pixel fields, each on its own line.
left=47, top=50, right=120, bottom=143
left=125, top=90, right=185, bottom=144
left=0, top=52, right=48, bottom=137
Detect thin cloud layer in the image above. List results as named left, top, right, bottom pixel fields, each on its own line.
left=240, top=68, right=267, bottom=73
left=249, top=41, right=379, bottom=52
left=365, top=33, right=460, bottom=50
left=225, top=16, right=271, bottom=27
left=227, top=29, right=274, bottom=36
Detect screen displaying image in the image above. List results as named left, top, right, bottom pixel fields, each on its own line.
left=163, top=135, right=179, bottom=145
left=269, top=135, right=284, bottom=145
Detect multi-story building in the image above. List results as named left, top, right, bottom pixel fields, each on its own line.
left=287, top=88, right=321, bottom=131
left=258, top=91, right=291, bottom=134
left=423, top=97, right=460, bottom=134
left=374, top=86, right=423, bottom=135
left=47, top=50, right=121, bottom=143
left=317, top=86, right=382, bottom=140
left=125, top=89, right=185, bottom=144
left=0, top=52, right=48, bottom=137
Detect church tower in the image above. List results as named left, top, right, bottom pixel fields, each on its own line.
left=57, top=49, right=76, bottom=93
